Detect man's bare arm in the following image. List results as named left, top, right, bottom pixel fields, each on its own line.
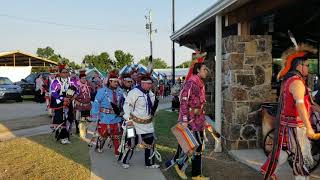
left=290, top=80, right=320, bottom=139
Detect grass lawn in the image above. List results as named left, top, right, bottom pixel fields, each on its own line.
left=0, top=134, right=90, bottom=180
left=154, top=110, right=262, bottom=180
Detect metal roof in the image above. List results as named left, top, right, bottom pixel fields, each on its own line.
left=0, top=50, right=58, bottom=66
left=170, top=0, right=239, bottom=41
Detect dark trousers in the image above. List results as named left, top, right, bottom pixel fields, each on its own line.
left=119, top=133, right=155, bottom=166
left=143, top=134, right=155, bottom=166
left=53, top=103, right=75, bottom=140
left=175, top=131, right=203, bottom=177
left=34, top=90, right=45, bottom=103
left=119, top=134, right=137, bottom=164
left=65, top=103, right=75, bottom=133
left=53, top=108, right=69, bottom=140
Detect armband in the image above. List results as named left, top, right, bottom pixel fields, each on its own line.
left=295, top=99, right=304, bottom=104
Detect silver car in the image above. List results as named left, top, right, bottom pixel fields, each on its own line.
left=0, top=77, right=23, bottom=102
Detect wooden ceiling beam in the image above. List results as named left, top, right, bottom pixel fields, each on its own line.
left=226, top=0, right=297, bottom=25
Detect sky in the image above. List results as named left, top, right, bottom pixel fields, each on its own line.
left=0, top=0, right=217, bottom=66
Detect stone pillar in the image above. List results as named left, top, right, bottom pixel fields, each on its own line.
left=222, top=35, right=274, bottom=150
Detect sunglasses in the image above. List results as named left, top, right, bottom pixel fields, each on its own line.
left=302, top=63, right=310, bottom=67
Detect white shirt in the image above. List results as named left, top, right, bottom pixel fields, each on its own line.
left=123, top=88, right=155, bottom=135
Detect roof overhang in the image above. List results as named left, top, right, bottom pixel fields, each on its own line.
left=0, top=50, right=58, bottom=66
left=171, top=0, right=241, bottom=42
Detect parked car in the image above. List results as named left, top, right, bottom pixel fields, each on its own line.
left=15, top=72, right=50, bottom=95
left=0, top=77, right=23, bottom=102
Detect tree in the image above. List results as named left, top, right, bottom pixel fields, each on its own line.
left=37, top=46, right=81, bottom=69
left=83, top=52, right=113, bottom=72
left=48, top=54, right=61, bottom=62
left=114, top=50, right=134, bottom=68
left=176, top=60, right=191, bottom=68
left=36, top=46, right=55, bottom=59
left=139, top=56, right=168, bottom=69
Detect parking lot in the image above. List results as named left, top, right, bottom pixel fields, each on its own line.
left=0, top=101, right=47, bottom=121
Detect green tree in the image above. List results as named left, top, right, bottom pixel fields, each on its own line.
left=48, top=54, right=61, bottom=62
left=36, top=46, right=55, bottom=59
left=176, top=60, right=191, bottom=68
left=114, top=50, right=134, bottom=68
left=139, top=56, right=168, bottom=69
left=37, top=46, right=81, bottom=69
left=83, top=52, right=113, bottom=72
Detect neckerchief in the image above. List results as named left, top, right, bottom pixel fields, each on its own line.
left=137, top=85, right=152, bottom=115
left=112, top=89, right=118, bottom=104
left=58, top=77, right=70, bottom=95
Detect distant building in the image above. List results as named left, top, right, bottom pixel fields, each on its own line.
left=0, top=51, right=58, bottom=82
left=0, top=50, right=57, bottom=67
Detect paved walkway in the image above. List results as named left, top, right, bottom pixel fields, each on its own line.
left=229, top=149, right=320, bottom=180
left=89, top=102, right=170, bottom=180
left=0, top=101, right=47, bottom=121
left=0, top=124, right=50, bottom=141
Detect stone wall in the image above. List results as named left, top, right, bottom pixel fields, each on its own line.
left=221, top=35, right=275, bottom=150
left=204, top=52, right=215, bottom=119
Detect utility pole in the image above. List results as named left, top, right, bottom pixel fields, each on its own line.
left=145, top=10, right=157, bottom=67
left=172, top=0, right=175, bottom=84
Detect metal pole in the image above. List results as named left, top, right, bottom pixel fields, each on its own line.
left=317, top=42, right=320, bottom=76
left=13, top=54, right=16, bottom=67
left=214, top=15, right=222, bottom=153
left=149, top=10, right=153, bottom=64
left=172, top=0, right=175, bottom=84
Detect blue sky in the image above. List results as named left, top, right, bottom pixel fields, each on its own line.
left=0, top=0, right=216, bottom=66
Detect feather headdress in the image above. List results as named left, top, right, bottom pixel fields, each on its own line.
left=185, top=50, right=207, bottom=81
left=277, top=31, right=317, bottom=80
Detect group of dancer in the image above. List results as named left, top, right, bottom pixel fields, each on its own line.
left=40, top=50, right=225, bottom=180
left=45, top=63, right=163, bottom=169
left=42, top=38, right=320, bottom=180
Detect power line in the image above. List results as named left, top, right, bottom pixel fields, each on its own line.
left=0, top=13, right=105, bottom=31
left=0, top=13, right=146, bottom=35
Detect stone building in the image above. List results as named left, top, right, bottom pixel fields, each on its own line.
left=171, top=0, right=320, bottom=151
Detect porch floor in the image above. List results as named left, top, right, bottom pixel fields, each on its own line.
left=229, top=149, right=320, bottom=180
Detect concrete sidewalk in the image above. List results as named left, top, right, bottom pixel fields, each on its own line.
left=0, top=101, right=47, bottom=121
left=229, top=149, right=320, bottom=180
left=90, top=147, right=166, bottom=180
left=89, top=102, right=170, bottom=180
left=0, top=124, right=50, bottom=141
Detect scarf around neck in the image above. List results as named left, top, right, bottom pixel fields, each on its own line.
left=137, top=85, right=152, bottom=115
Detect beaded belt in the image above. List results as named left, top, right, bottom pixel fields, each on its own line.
left=100, top=108, right=115, bottom=114
left=189, top=107, right=204, bottom=115
left=75, top=100, right=91, bottom=107
left=130, top=114, right=152, bottom=124
left=280, top=114, right=304, bottom=127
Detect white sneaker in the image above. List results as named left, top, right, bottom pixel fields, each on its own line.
left=122, top=164, right=130, bottom=169
left=97, top=148, right=103, bottom=153
left=61, top=139, right=68, bottom=144
left=146, top=164, right=160, bottom=169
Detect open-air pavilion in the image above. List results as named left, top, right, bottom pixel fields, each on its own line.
left=0, top=50, right=57, bottom=67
